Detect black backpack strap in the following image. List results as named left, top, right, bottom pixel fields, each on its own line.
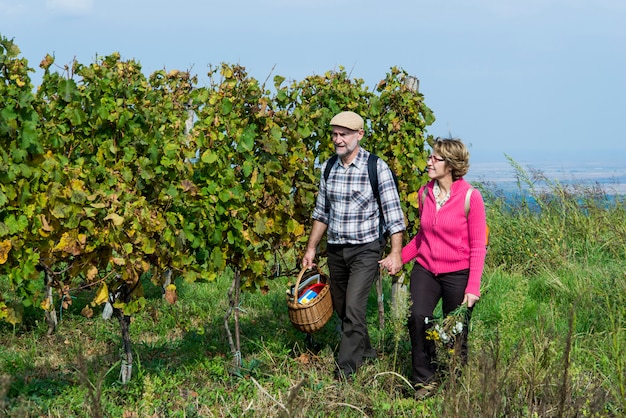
left=368, top=154, right=388, bottom=239
left=368, top=153, right=382, bottom=213
left=323, top=155, right=339, bottom=214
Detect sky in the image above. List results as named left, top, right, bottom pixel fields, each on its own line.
left=1, top=0, right=625, bottom=165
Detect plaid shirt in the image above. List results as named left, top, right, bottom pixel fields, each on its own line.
left=312, top=148, right=405, bottom=245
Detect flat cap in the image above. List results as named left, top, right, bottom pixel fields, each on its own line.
left=329, top=111, right=364, bottom=131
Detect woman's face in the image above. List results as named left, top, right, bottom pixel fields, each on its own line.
left=426, top=153, right=451, bottom=181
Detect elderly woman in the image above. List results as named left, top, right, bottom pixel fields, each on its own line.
left=399, top=138, right=487, bottom=397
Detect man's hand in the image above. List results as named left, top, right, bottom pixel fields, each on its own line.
left=378, top=252, right=402, bottom=275
left=379, top=231, right=404, bottom=275
left=301, top=220, right=327, bottom=269
left=301, top=247, right=317, bottom=270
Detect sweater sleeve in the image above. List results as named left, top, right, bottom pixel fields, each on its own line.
left=464, top=188, right=487, bottom=297
left=401, top=234, right=420, bottom=264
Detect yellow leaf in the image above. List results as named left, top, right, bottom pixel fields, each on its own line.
left=86, top=265, right=98, bottom=281
left=104, top=213, right=125, bottom=226
left=52, top=232, right=84, bottom=256
left=407, top=191, right=420, bottom=209
left=92, top=283, right=109, bottom=305
left=111, top=257, right=126, bottom=266
left=4, top=305, right=22, bottom=325
left=0, top=240, right=11, bottom=264
left=40, top=215, right=53, bottom=232
left=164, top=285, right=177, bottom=304
left=70, top=179, right=85, bottom=190
left=289, top=154, right=301, bottom=165
left=81, top=305, right=94, bottom=318
left=78, top=234, right=87, bottom=246
left=250, top=168, right=258, bottom=187
left=40, top=298, right=51, bottom=311
left=293, top=222, right=304, bottom=237
left=0, top=302, right=7, bottom=321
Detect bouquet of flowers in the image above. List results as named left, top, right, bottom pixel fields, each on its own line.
left=424, top=304, right=470, bottom=375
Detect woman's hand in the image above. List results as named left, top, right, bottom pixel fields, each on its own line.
left=378, top=252, right=402, bottom=275
left=462, top=293, right=480, bottom=308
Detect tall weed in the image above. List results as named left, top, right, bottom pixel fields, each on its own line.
left=484, top=156, right=626, bottom=275
left=1, top=160, right=625, bottom=417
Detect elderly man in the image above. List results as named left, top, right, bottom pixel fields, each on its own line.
left=302, top=110, right=405, bottom=381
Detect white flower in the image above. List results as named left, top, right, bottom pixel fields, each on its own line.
left=454, top=321, right=464, bottom=334
left=424, top=317, right=430, bottom=324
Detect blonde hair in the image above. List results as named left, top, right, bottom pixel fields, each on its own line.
left=433, top=138, right=470, bottom=180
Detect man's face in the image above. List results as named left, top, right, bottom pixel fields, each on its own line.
left=331, top=126, right=363, bottom=162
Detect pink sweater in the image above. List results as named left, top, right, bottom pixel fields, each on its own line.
left=402, top=179, right=487, bottom=296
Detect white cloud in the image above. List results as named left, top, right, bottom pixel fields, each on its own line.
left=46, top=0, right=94, bottom=16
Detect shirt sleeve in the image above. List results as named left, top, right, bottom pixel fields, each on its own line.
left=311, top=160, right=330, bottom=225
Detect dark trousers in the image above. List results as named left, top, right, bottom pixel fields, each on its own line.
left=327, top=240, right=382, bottom=375
left=407, top=263, right=472, bottom=385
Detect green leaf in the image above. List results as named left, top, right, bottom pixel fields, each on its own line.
left=58, top=79, right=77, bottom=102
left=211, top=246, right=224, bottom=269
left=201, top=150, right=219, bottom=164
left=11, top=148, right=27, bottom=163
left=163, top=142, right=179, bottom=158
left=238, top=125, right=256, bottom=152
left=221, top=98, right=233, bottom=115
left=68, top=107, right=85, bottom=126
left=51, top=202, right=71, bottom=219
left=218, top=190, right=231, bottom=203
left=1, top=107, right=16, bottom=123
left=142, top=238, right=156, bottom=254
left=370, top=96, right=382, bottom=116
left=242, top=160, right=253, bottom=177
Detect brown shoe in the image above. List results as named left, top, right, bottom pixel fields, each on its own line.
left=414, top=382, right=438, bottom=400
left=334, top=369, right=354, bottom=383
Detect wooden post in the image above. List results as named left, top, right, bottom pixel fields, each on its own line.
left=376, top=267, right=385, bottom=329
left=391, top=272, right=409, bottom=319
left=389, top=73, right=417, bottom=313
left=404, top=75, right=419, bottom=93
left=44, top=271, right=57, bottom=336
left=116, top=309, right=133, bottom=384
left=225, top=269, right=242, bottom=368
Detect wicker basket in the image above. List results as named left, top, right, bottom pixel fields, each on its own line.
left=287, top=266, right=333, bottom=334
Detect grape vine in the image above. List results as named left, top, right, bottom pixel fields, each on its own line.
left=0, top=35, right=433, bottom=380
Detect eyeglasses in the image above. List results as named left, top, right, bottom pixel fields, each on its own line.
left=427, top=155, right=445, bottom=163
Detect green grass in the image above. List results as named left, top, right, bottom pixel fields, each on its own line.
left=1, top=166, right=625, bottom=417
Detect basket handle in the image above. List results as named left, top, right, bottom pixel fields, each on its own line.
left=293, top=265, right=320, bottom=297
